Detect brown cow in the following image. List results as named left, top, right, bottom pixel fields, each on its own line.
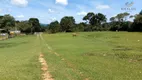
left=72, top=33, right=77, bottom=37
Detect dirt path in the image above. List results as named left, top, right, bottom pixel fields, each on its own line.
left=37, top=33, right=54, bottom=80
left=39, top=53, right=54, bottom=80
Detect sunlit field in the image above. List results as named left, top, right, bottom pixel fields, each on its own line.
left=42, top=32, right=142, bottom=80
left=0, top=35, right=41, bottom=80
left=0, top=32, right=142, bottom=80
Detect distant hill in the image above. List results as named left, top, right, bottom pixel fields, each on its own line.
left=40, top=23, right=48, bottom=27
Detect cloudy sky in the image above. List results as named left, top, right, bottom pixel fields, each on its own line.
left=0, top=0, right=141, bottom=23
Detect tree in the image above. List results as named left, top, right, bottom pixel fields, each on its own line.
left=15, top=21, right=31, bottom=33
left=115, top=12, right=130, bottom=22
left=60, top=16, right=75, bottom=32
left=129, top=15, right=134, bottom=19
left=0, top=16, right=4, bottom=28
left=123, top=12, right=130, bottom=21
left=83, top=12, right=107, bottom=31
left=29, top=18, right=41, bottom=33
left=140, top=10, right=142, bottom=15
left=72, top=22, right=85, bottom=32
left=90, top=13, right=106, bottom=26
left=102, top=23, right=110, bottom=31
left=128, top=10, right=142, bottom=32
left=48, top=21, right=60, bottom=33
left=83, top=12, right=95, bottom=24
left=130, top=15, right=142, bottom=31
left=110, top=17, right=116, bottom=22
left=0, top=14, right=15, bottom=30
left=109, top=12, right=130, bottom=31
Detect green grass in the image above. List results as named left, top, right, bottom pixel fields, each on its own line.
left=0, top=35, right=41, bottom=80
left=41, top=32, right=142, bottom=80
left=0, top=32, right=142, bottom=80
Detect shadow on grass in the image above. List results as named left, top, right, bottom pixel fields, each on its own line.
left=82, top=52, right=142, bottom=62
left=112, top=46, right=133, bottom=51
left=0, top=42, right=28, bottom=48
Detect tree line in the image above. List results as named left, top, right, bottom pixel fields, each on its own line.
left=0, top=10, right=142, bottom=34
left=0, top=15, right=43, bottom=34
left=48, top=10, right=142, bottom=33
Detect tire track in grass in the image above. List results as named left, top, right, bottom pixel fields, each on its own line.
left=39, top=34, right=89, bottom=80
left=39, top=53, right=54, bottom=80
left=37, top=34, right=54, bottom=80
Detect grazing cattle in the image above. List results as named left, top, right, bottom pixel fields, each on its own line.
left=72, top=33, right=77, bottom=37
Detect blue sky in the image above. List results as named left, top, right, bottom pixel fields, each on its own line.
left=0, top=0, right=141, bottom=23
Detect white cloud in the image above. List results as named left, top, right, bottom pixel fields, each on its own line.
left=55, top=0, right=68, bottom=6
left=77, top=11, right=87, bottom=16
left=96, top=4, right=110, bottom=10
left=16, top=15, right=24, bottom=18
left=11, top=0, right=28, bottom=7
left=48, top=9, right=54, bottom=13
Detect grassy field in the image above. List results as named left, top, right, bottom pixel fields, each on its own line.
left=0, top=32, right=142, bottom=80
left=0, top=35, right=41, bottom=80
left=41, top=32, right=142, bottom=80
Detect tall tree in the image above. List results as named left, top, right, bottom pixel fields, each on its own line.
left=91, top=13, right=106, bottom=25
left=130, top=14, right=142, bottom=31
left=140, top=10, right=142, bottom=15
left=110, top=17, right=116, bottom=22
left=83, top=12, right=106, bottom=26
left=115, top=12, right=130, bottom=22
left=60, top=16, right=75, bottom=32
left=83, top=12, right=107, bottom=31
left=48, top=21, right=60, bottom=33
left=0, top=16, right=4, bottom=28
left=29, top=18, right=41, bottom=33
left=83, top=12, right=95, bottom=24
left=109, top=12, right=130, bottom=31
left=134, top=15, right=142, bottom=24
left=1, top=14, right=15, bottom=30
left=123, top=12, right=130, bottom=21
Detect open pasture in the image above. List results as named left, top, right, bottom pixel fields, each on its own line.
left=41, top=32, right=142, bottom=80
left=0, top=32, right=142, bottom=80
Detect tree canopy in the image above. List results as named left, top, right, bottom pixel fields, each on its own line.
left=60, top=16, right=75, bottom=32
left=0, top=14, right=15, bottom=30
left=29, top=18, right=41, bottom=33
left=140, top=10, right=142, bottom=15
left=48, top=21, right=60, bottom=33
